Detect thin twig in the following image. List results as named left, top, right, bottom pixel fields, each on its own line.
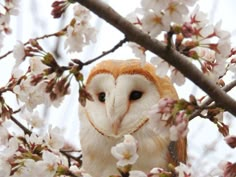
left=189, top=80, right=236, bottom=120
left=0, top=29, right=66, bottom=60
left=10, top=115, right=32, bottom=135
left=60, top=149, right=82, bottom=162
left=82, top=37, right=127, bottom=66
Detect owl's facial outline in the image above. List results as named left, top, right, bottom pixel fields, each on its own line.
left=84, top=73, right=161, bottom=138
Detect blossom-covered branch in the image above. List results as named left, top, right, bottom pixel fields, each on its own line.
left=74, top=0, right=236, bottom=117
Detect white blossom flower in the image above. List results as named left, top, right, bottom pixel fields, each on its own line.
left=170, top=69, right=185, bottom=86
left=129, top=170, right=147, bottom=177
left=0, top=159, right=11, bottom=177
left=111, top=134, right=139, bottom=167
left=170, top=111, right=189, bottom=141
left=224, top=135, right=236, bottom=148
left=29, top=56, right=49, bottom=75
left=0, top=125, right=9, bottom=145
left=214, top=20, right=230, bottom=40
left=151, top=57, right=170, bottom=77
left=129, top=42, right=146, bottom=65
left=179, top=0, right=197, bottom=6
left=150, top=167, right=172, bottom=176
left=45, top=126, right=64, bottom=151
left=25, top=132, right=43, bottom=145
left=13, top=41, right=25, bottom=67
left=5, top=0, right=20, bottom=15
left=0, top=33, right=5, bottom=50
left=190, top=5, right=208, bottom=28
left=199, top=24, right=214, bottom=38
left=64, top=4, right=96, bottom=53
left=165, top=2, right=189, bottom=24
left=21, top=110, right=45, bottom=129
left=190, top=47, right=215, bottom=62
left=13, top=78, right=48, bottom=111
left=1, top=137, right=18, bottom=158
left=64, top=24, right=96, bottom=53
left=73, top=4, right=91, bottom=22
left=141, top=0, right=169, bottom=12
left=175, top=162, right=192, bottom=177
left=36, top=150, right=59, bottom=176
left=141, top=11, right=170, bottom=37
left=148, top=98, right=176, bottom=138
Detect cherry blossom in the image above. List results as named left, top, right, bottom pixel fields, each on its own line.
left=149, top=167, right=172, bottom=176
left=25, top=132, right=43, bottom=145
left=169, top=111, right=189, bottom=141
left=13, top=78, right=48, bottom=111
left=29, top=56, right=49, bottom=75
left=0, top=159, right=11, bottom=177
left=128, top=42, right=146, bottom=65
left=0, top=125, right=9, bottom=145
left=21, top=110, right=45, bottom=129
left=0, top=0, right=20, bottom=50
left=170, top=68, right=186, bottom=86
left=129, top=170, right=147, bottom=177
left=111, top=134, right=139, bottom=167
left=149, top=98, right=189, bottom=141
left=13, top=41, right=25, bottom=67
left=44, top=126, right=65, bottom=151
left=141, top=11, right=171, bottom=37
left=141, top=0, right=169, bottom=12
left=175, top=162, right=192, bottom=177
left=148, top=98, right=176, bottom=138
left=224, top=135, right=236, bottom=149
left=223, top=162, right=236, bottom=177
left=150, top=57, right=169, bottom=77
left=165, top=2, right=189, bottom=24
left=64, top=4, right=96, bottom=53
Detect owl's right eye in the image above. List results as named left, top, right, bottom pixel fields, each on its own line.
left=98, top=92, right=106, bottom=102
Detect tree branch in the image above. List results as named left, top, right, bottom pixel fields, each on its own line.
left=189, top=80, right=236, bottom=120
left=75, top=0, right=236, bottom=116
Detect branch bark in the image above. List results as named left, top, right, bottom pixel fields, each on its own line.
left=75, top=0, right=236, bottom=117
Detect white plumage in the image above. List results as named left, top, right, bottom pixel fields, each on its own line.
left=79, top=59, right=186, bottom=177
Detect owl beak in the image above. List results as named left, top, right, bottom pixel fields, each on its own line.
left=112, top=118, right=122, bottom=135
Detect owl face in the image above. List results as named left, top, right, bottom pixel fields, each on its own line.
left=83, top=60, right=178, bottom=138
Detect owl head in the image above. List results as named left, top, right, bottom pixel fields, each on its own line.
left=82, top=59, right=178, bottom=138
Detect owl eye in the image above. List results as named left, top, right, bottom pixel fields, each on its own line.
left=129, top=90, right=143, bottom=101
left=98, top=92, right=106, bottom=102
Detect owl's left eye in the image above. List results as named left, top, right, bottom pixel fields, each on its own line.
left=98, top=92, right=106, bottom=102
left=129, top=90, right=143, bottom=101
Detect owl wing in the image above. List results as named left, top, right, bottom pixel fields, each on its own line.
left=167, top=138, right=187, bottom=166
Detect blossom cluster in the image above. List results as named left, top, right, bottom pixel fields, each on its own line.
left=110, top=134, right=192, bottom=177
left=128, top=0, right=235, bottom=86
left=11, top=44, right=69, bottom=111
left=64, top=4, right=97, bottom=53
left=148, top=98, right=189, bottom=141
left=0, top=0, right=20, bottom=51
left=0, top=122, right=84, bottom=177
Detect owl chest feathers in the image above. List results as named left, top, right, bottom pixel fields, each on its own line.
left=80, top=109, right=170, bottom=177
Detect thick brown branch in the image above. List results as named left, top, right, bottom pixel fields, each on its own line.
left=75, top=0, right=236, bottom=116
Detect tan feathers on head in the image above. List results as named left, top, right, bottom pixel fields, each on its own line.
left=79, top=59, right=187, bottom=177
left=86, top=59, right=178, bottom=99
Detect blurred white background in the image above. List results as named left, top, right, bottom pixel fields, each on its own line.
left=0, top=0, right=236, bottom=176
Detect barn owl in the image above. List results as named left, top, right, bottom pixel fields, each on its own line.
left=79, top=59, right=187, bottom=177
